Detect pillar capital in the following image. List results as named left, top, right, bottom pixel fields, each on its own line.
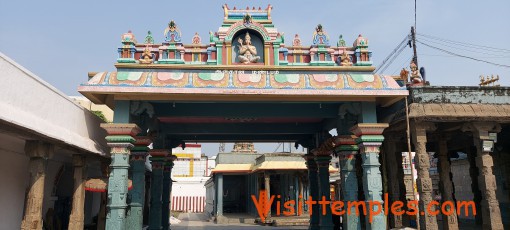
left=314, top=155, right=332, bottom=167
left=164, top=155, right=177, bottom=171
left=25, top=140, right=54, bottom=159
left=462, top=122, right=501, bottom=139
left=335, top=135, right=359, bottom=160
left=411, top=121, right=436, bottom=143
left=101, top=123, right=142, bottom=137
left=131, top=135, right=152, bottom=161
left=313, top=136, right=337, bottom=156
left=350, top=123, right=389, bottom=137
left=133, top=135, right=153, bottom=148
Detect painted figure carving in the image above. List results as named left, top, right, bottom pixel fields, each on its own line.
left=192, top=32, right=201, bottom=44
left=337, top=35, right=346, bottom=47
left=144, top=31, right=154, bottom=44
left=312, top=24, right=329, bottom=45
left=293, top=34, right=302, bottom=46
left=164, top=20, right=181, bottom=43
left=340, top=50, right=352, bottom=66
left=400, top=68, right=409, bottom=82
left=410, top=60, right=423, bottom=83
left=139, top=46, right=153, bottom=64
left=237, top=32, right=260, bottom=64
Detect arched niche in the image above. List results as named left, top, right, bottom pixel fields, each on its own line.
left=231, top=29, right=265, bottom=64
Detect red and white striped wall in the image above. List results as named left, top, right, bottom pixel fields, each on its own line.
left=172, top=196, right=206, bottom=213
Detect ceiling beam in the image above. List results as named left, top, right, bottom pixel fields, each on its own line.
left=166, top=134, right=313, bottom=143
left=160, top=123, right=321, bottom=135
left=153, top=102, right=341, bottom=118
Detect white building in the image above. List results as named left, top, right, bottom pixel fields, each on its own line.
left=0, top=53, right=107, bottom=229
left=170, top=144, right=213, bottom=213
left=172, top=144, right=208, bottom=177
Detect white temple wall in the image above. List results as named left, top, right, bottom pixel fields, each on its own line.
left=0, top=134, right=29, bottom=230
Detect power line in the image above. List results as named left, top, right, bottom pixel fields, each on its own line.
left=417, top=36, right=510, bottom=57
left=417, top=33, right=510, bottom=53
left=420, top=53, right=510, bottom=58
left=378, top=43, right=409, bottom=74
left=417, top=40, right=510, bottom=68
left=391, top=55, right=413, bottom=75
left=376, top=35, right=410, bottom=74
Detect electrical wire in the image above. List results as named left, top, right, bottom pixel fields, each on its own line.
left=391, top=55, right=413, bottom=75
left=376, top=35, right=410, bottom=74
left=416, top=40, right=510, bottom=68
left=378, top=43, right=409, bottom=74
left=417, top=33, right=510, bottom=53
left=420, top=53, right=510, bottom=59
left=272, top=142, right=282, bottom=153
left=417, top=36, right=510, bottom=57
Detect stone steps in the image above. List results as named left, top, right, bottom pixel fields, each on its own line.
left=273, top=218, right=310, bottom=226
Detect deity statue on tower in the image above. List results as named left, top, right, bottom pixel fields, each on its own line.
left=237, top=32, right=260, bottom=64
left=139, top=46, right=154, bottom=64
left=410, top=60, right=423, bottom=84
left=164, top=20, right=181, bottom=43
left=337, top=35, right=346, bottom=47
left=340, top=50, right=352, bottom=66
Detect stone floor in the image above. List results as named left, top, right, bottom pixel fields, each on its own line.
left=171, top=213, right=510, bottom=230
left=172, top=213, right=308, bottom=230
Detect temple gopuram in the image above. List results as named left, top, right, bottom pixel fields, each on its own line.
left=78, top=4, right=405, bottom=229
left=58, top=4, right=510, bottom=230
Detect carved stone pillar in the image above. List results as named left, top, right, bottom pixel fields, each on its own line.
left=304, top=154, right=320, bottom=230
left=437, top=137, right=459, bottom=230
left=68, top=155, right=87, bottom=230
left=162, top=155, right=176, bottom=230
left=264, top=172, right=271, bottom=221
left=148, top=149, right=169, bottom=230
left=351, top=123, right=389, bottom=230
left=315, top=154, right=334, bottom=230
left=466, top=144, right=482, bottom=225
left=337, top=135, right=361, bottom=230
left=126, top=135, right=151, bottom=230
left=21, top=141, right=54, bottom=230
left=411, top=121, right=438, bottom=230
left=464, top=122, right=504, bottom=230
left=216, top=173, right=225, bottom=220
left=383, top=135, right=403, bottom=229
left=101, top=123, right=141, bottom=230
left=97, top=161, right=109, bottom=230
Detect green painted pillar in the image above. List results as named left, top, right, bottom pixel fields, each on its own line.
left=273, top=43, right=280, bottom=65
left=162, top=155, right=176, bottom=230
left=351, top=124, right=389, bottom=230
left=101, top=124, right=141, bottom=230
left=216, top=43, right=223, bottom=65
left=315, top=155, right=334, bottom=230
left=338, top=135, right=361, bottom=230
left=148, top=150, right=169, bottom=230
left=304, top=154, right=320, bottom=230
left=126, top=135, right=152, bottom=230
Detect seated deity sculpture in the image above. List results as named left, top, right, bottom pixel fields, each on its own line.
left=340, top=51, right=352, bottom=66
left=237, top=32, right=260, bottom=64
left=139, top=46, right=153, bottom=64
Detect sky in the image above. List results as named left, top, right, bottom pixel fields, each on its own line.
left=1, top=0, right=509, bottom=155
